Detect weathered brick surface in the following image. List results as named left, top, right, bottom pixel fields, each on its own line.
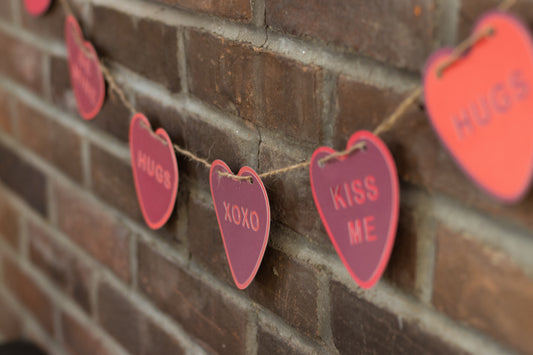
left=2, top=255, right=55, bottom=335
left=54, top=182, right=131, bottom=282
left=150, top=0, right=252, bottom=22
left=91, top=6, right=180, bottom=92
left=246, top=246, right=319, bottom=339
left=28, top=221, right=92, bottom=313
left=266, top=0, right=436, bottom=71
left=0, top=142, right=47, bottom=216
left=257, top=327, right=309, bottom=355
left=61, top=312, right=114, bottom=355
left=137, top=242, right=247, bottom=354
left=21, top=0, right=65, bottom=41
left=433, top=227, right=533, bottom=354
left=186, top=30, right=323, bottom=144
left=0, top=193, right=19, bottom=249
left=97, top=279, right=185, bottom=355
left=0, top=31, right=43, bottom=94
left=0, top=295, right=22, bottom=339
left=90, top=144, right=142, bottom=221
left=17, top=101, right=83, bottom=182
left=331, top=281, right=467, bottom=354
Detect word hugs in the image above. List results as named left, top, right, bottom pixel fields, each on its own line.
left=424, top=12, right=533, bottom=201
left=310, top=131, right=399, bottom=289
left=210, top=160, right=270, bottom=289
left=130, top=114, right=179, bottom=230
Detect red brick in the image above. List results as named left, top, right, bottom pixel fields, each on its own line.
left=91, top=95, right=132, bottom=144
left=0, top=87, right=13, bottom=133
left=97, top=280, right=185, bottom=355
left=0, top=1, right=12, bottom=22
left=266, top=0, right=436, bottom=71
left=0, top=295, right=22, bottom=339
left=0, top=141, right=47, bottom=216
left=17, top=101, right=83, bottom=182
left=433, top=227, right=533, bottom=354
left=246, top=245, right=319, bottom=339
left=21, top=0, right=65, bottom=41
left=61, top=311, right=115, bottom=355
left=90, top=144, right=142, bottom=222
left=0, top=31, right=43, bottom=94
left=186, top=30, right=323, bottom=144
left=331, top=280, right=468, bottom=354
left=257, top=326, right=311, bottom=355
left=90, top=6, right=180, bottom=92
left=54, top=182, right=131, bottom=282
left=28, top=221, right=92, bottom=313
left=2, top=255, right=54, bottom=335
left=137, top=242, right=247, bottom=354
left=49, top=56, right=77, bottom=116
left=0, top=194, right=19, bottom=249
left=151, top=0, right=252, bottom=23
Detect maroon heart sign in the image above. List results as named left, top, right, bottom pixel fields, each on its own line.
left=24, top=0, right=51, bottom=16
left=130, top=113, right=179, bottom=230
left=210, top=160, right=270, bottom=289
left=310, top=131, right=399, bottom=289
left=65, top=15, right=105, bottom=120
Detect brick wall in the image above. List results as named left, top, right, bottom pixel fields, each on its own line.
left=0, top=0, right=532, bottom=354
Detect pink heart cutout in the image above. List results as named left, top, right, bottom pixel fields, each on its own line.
left=24, top=0, right=51, bottom=16
left=210, top=160, right=270, bottom=289
left=310, top=131, right=399, bottom=289
left=65, top=15, right=105, bottom=120
left=130, top=113, right=179, bottom=230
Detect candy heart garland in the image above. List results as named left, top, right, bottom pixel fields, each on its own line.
left=310, top=131, right=399, bottom=289
left=130, top=113, right=179, bottom=230
left=424, top=11, right=533, bottom=202
left=65, top=15, right=106, bottom=120
left=210, top=160, right=270, bottom=289
left=24, top=0, right=51, bottom=16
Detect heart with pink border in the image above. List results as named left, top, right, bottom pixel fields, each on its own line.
left=130, top=113, right=179, bottom=230
left=24, top=0, right=51, bottom=16
left=210, top=160, right=270, bottom=289
left=310, top=131, right=399, bottom=289
left=65, top=15, right=105, bottom=120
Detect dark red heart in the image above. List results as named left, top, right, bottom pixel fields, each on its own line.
left=130, top=113, right=179, bottom=230
left=24, top=0, right=51, bottom=16
left=424, top=12, right=533, bottom=202
left=310, top=131, right=399, bottom=289
left=65, top=15, right=105, bottom=120
left=210, top=160, right=270, bottom=289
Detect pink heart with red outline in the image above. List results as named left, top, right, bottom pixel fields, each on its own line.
left=310, top=131, right=399, bottom=289
left=210, top=160, right=270, bottom=289
left=130, top=113, right=179, bottom=230
left=65, top=15, right=105, bottom=120
left=24, top=0, right=51, bottom=16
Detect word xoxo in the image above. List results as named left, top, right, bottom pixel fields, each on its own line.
left=223, top=201, right=260, bottom=232
left=452, top=70, right=529, bottom=140
left=137, top=150, right=171, bottom=189
left=330, top=175, right=379, bottom=210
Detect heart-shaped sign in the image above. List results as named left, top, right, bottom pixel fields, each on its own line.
left=130, top=113, right=179, bottom=230
left=24, top=0, right=51, bottom=16
left=210, top=160, right=270, bottom=289
left=424, top=11, right=533, bottom=202
left=65, top=15, right=105, bottom=120
left=310, top=131, right=399, bottom=289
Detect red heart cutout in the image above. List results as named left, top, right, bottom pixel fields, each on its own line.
left=130, top=113, right=179, bottom=230
left=24, top=0, right=51, bottom=16
left=65, top=15, right=105, bottom=120
left=310, top=131, right=399, bottom=289
left=424, top=12, right=533, bottom=202
left=210, top=160, right=270, bottom=289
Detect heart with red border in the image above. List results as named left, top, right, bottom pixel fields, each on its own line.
left=130, top=113, right=179, bottom=230
left=210, top=160, right=270, bottom=289
left=24, top=0, right=51, bottom=16
left=310, top=131, right=399, bottom=289
left=65, top=15, right=105, bottom=120
left=424, top=11, right=533, bottom=202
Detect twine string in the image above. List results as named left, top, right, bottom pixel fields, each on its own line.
left=57, top=0, right=515, bottom=182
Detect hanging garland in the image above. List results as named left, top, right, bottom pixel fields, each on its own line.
left=23, top=0, right=527, bottom=290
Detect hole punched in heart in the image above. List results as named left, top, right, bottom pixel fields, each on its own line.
left=318, top=141, right=367, bottom=168
left=139, top=121, right=168, bottom=146
left=217, top=170, right=254, bottom=184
